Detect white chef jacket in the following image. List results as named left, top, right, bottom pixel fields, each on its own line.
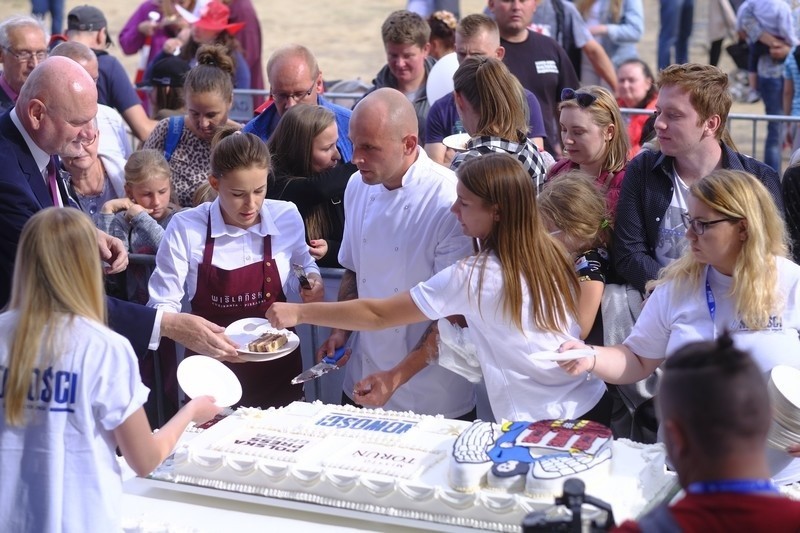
left=338, top=148, right=475, bottom=417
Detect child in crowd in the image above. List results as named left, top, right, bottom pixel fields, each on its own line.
left=0, top=208, right=220, bottom=532
left=97, top=149, right=178, bottom=303
left=736, top=0, right=797, bottom=103
left=192, top=180, right=218, bottom=206
left=538, top=169, right=612, bottom=345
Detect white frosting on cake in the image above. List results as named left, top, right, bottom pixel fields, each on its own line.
left=156, top=402, right=678, bottom=531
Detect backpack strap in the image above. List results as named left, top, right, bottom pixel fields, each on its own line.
left=636, top=503, right=682, bottom=533
left=163, top=115, right=185, bottom=162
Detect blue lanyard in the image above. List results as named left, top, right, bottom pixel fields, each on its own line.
left=705, top=269, right=716, bottom=322
left=687, top=479, right=779, bottom=495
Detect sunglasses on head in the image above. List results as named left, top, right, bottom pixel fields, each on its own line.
left=560, top=88, right=597, bottom=108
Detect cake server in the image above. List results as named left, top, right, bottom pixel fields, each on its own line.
left=291, top=347, right=347, bottom=384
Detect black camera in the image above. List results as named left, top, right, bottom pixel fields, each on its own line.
left=522, top=478, right=615, bottom=533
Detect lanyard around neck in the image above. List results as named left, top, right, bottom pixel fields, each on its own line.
left=687, top=479, right=778, bottom=495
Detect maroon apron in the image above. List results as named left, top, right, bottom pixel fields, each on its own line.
left=188, top=215, right=302, bottom=408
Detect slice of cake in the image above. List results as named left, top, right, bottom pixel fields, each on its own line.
left=247, top=331, right=288, bottom=352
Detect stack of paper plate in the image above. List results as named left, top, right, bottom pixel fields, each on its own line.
left=767, top=365, right=800, bottom=452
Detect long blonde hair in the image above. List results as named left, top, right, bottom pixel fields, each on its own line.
left=5, top=208, right=106, bottom=426
left=457, top=154, right=579, bottom=332
left=649, top=170, right=788, bottom=329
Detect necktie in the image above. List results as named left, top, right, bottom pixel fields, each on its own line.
left=46, top=156, right=60, bottom=206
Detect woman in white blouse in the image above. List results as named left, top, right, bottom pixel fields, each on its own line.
left=559, top=169, right=800, bottom=484
left=148, top=127, right=323, bottom=408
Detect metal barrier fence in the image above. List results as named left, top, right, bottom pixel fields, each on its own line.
left=620, top=107, right=800, bottom=165
left=228, top=90, right=800, bottom=168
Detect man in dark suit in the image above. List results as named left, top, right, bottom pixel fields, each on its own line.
left=0, top=56, right=237, bottom=360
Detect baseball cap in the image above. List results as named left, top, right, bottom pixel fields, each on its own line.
left=67, top=5, right=113, bottom=46
left=137, top=56, right=191, bottom=88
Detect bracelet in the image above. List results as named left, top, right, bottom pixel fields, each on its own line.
left=586, top=344, right=597, bottom=380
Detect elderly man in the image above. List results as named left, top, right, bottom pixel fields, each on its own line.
left=424, top=13, right=546, bottom=165
left=65, top=5, right=155, bottom=142
left=49, top=41, right=132, bottom=164
left=615, top=334, right=800, bottom=531
left=0, top=56, right=236, bottom=360
left=315, top=88, right=476, bottom=418
left=0, top=15, right=48, bottom=115
left=489, top=0, right=578, bottom=157
left=243, top=44, right=353, bottom=162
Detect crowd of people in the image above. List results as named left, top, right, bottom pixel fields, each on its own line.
left=2, top=0, right=800, bottom=531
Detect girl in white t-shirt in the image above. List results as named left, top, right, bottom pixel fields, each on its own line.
left=558, top=169, right=800, bottom=483
left=267, top=153, right=611, bottom=424
left=0, top=208, right=220, bottom=532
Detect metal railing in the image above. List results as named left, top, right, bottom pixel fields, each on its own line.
left=620, top=107, right=800, bottom=164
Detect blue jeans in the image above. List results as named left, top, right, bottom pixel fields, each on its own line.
left=658, top=0, right=695, bottom=69
left=758, top=76, right=783, bottom=172
left=30, top=0, right=65, bottom=36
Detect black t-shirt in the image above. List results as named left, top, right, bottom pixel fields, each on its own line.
left=501, top=31, right=579, bottom=155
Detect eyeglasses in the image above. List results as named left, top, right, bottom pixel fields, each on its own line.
left=270, top=80, right=316, bottom=104
left=681, top=212, right=741, bottom=235
left=560, top=88, right=598, bottom=108
left=3, top=46, right=48, bottom=63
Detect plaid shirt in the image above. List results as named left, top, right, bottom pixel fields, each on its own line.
left=450, top=136, right=548, bottom=193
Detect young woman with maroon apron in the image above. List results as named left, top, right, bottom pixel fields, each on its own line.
left=188, top=214, right=302, bottom=408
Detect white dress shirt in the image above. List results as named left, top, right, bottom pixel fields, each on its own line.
left=338, top=148, right=475, bottom=417
left=148, top=198, right=319, bottom=312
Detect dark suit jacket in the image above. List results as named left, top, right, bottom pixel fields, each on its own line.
left=0, top=110, right=157, bottom=357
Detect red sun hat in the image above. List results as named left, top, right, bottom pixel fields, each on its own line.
left=194, top=1, right=245, bottom=35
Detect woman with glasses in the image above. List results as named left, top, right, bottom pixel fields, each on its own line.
left=558, top=169, right=800, bottom=483
left=143, top=44, right=240, bottom=207
left=449, top=56, right=548, bottom=191
left=548, top=85, right=630, bottom=222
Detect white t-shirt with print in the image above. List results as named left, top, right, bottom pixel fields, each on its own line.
left=654, top=169, right=690, bottom=268
left=0, top=312, right=149, bottom=532
left=410, top=253, right=606, bottom=422
left=624, top=257, right=800, bottom=483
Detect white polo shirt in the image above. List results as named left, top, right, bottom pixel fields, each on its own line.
left=338, top=148, right=475, bottom=417
left=148, top=198, right=319, bottom=312
left=411, top=254, right=606, bottom=422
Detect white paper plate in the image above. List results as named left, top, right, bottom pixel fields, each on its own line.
left=529, top=348, right=596, bottom=362
left=442, top=133, right=471, bottom=152
left=771, top=365, right=800, bottom=409
left=225, top=317, right=300, bottom=362
left=177, top=356, right=242, bottom=407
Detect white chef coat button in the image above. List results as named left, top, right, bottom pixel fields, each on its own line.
left=394, top=247, right=399, bottom=251
left=404, top=205, right=409, bottom=210
left=655, top=217, right=660, bottom=222
left=245, top=256, right=251, bottom=261
left=394, top=288, right=398, bottom=293
left=395, top=328, right=400, bottom=333
left=363, top=238, right=367, bottom=243
left=362, top=278, right=366, bottom=283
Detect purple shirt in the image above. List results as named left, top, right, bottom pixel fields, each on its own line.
left=425, top=89, right=547, bottom=145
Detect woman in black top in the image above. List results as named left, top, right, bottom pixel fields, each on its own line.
left=267, top=104, right=356, bottom=268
